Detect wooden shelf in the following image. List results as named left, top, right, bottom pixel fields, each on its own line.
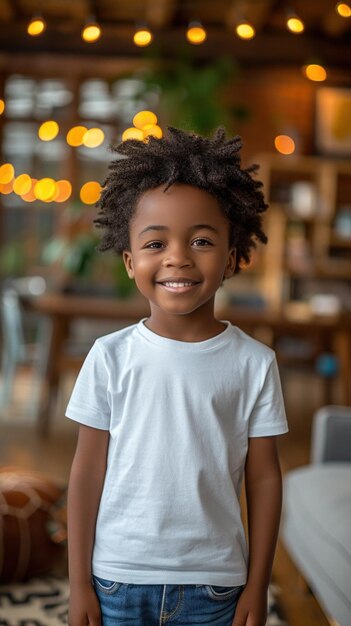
left=250, top=154, right=351, bottom=307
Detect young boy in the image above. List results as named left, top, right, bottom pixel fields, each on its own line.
left=66, top=127, right=288, bottom=626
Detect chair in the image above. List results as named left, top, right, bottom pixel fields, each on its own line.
left=0, top=277, right=48, bottom=415
left=282, top=406, right=351, bottom=626
left=310, top=405, right=351, bottom=463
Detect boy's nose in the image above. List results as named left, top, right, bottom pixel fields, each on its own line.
left=162, top=245, right=194, bottom=267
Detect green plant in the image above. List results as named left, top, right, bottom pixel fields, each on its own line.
left=132, top=52, right=249, bottom=135
left=42, top=232, right=135, bottom=298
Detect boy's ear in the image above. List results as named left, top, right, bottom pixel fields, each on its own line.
left=224, top=248, right=236, bottom=278
left=122, top=250, right=135, bottom=279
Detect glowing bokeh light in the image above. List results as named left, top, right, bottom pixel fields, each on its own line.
left=53, top=180, right=72, bottom=203
left=336, top=2, right=351, bottom=17
left=0, top=180, right=14, bottom=194
left=13, top=173, right=32, bottom=196
left=133, top=111, right=158, bottom=129
left=80, top=181, right=101, bottom=204
left=0, top=100, right=5, bottom=115
left=133, top=28, right=153, bottom=46
left=304, top=64, right=327, bottom=81
left=21, top=179, right=37, bottom=202
left=143, top=124, right=163, bottom=139
left=82, top=128, right=105, bottom=148
left=66, top=126, right=88, bottom=147
left=34, top=178, right=57, bottom=201
left=287, top=17, right=305, bottom=33
left=27, top=17, right=46, bottom=36
left=38, top=120, right=59, bottom=141
left=236, top=23, right=256, bottom=39
left=186, top=24, right=207, bottom=44
left=122, top=127, right=145, bottom=141
left=82, top=23, right=101, bottom=42
left=274, top=135, right=296, bottom=155
left=0, top=163, right=15, bottom=185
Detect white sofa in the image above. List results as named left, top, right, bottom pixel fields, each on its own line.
left=282, top=406, right=351, bottom=626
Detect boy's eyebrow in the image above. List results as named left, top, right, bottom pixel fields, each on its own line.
left=138, top=224, right=220, bottom=238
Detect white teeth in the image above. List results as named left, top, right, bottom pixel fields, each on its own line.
left=163, top=282, right=194, bottom=288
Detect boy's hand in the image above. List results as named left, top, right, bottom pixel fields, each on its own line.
left=231, top=585, right=268, bottom=626
left=68, top=582, right=102, bottom=626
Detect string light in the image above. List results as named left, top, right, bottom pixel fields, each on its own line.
left=27, top=15, right=46, bottom=36
left=286, top=14, right=305, bottom=33
left=336, top=2, right=351, bottom=17
left=133, top=25, right=153, bottom=47
left=186, top=21, right=207, bottom=44
left=235, top=21, right=256, bottom=39
left=82, top=19, right=101, bottom=43
left=303, top=63, right=327, bottom=81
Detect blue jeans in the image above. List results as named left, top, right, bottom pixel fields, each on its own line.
left=92, top=576, right=244, bottom=625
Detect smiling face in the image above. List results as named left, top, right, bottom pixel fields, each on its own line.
left=122, top=184, right=236, bottom=338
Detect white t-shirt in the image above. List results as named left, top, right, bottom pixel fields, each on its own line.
left=66, top=319, right=288, bottom=586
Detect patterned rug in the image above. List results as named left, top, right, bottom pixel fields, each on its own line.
left=0, top=578, right=287, bottom=625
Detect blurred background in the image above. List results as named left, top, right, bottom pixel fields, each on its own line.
left=0, top=2, right=351, bottom=625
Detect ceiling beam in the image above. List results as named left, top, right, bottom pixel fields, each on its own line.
left=0, top=0, right=15, bottom=22
left=322, top=7, right=351, bottom=37
left=145, top=0, right=178, bottom=29
left=0, top=23, right=350, bottom=70
left=227, top=0, right=274, bottom=33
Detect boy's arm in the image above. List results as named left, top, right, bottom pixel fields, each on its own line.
left=67, top=424, right=110, bottom=626
left=233, top=436, right=283, bottom=626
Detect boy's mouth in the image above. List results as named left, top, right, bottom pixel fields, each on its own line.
left=156, top=279, right=200, bottom=292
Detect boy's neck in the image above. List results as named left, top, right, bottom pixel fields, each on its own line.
left=144, top=310, right=227, bottom=343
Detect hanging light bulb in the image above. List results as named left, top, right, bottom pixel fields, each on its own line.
left=235, top=21, right=256, bottom=39
left=27, top=15, right=46, bottom=36
left=303, top=63, right=327, bottom=82
left=186, top=21, right=207, bottom=44
left=286, top=10, right=305, bottom=33
left=82, top=17, right=101, bottom=43
left=133, top=24, right=153, bottom=47
left=336, top=2, right=351, bottom=17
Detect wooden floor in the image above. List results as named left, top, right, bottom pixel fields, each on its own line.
left=0, top=363, right=338, bottom=626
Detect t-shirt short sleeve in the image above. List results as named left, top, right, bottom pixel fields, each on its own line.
left=66, top=341, right=111, bottom=430
left=248, top=356, right=288, bottom=437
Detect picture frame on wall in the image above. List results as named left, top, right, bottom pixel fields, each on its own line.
left=315, top=87, right=351, bottom=156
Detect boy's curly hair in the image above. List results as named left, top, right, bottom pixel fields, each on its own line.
left=94, top=126, right=268, bottom=273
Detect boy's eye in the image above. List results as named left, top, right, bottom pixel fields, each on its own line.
left=192, top=238, right=212, bottom=246
left=144, top=241, right=164, bottom=249
left=143, top=238, right=212, bottom=249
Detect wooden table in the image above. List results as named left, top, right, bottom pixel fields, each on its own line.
left=28, top=293, right=351, bottom=434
